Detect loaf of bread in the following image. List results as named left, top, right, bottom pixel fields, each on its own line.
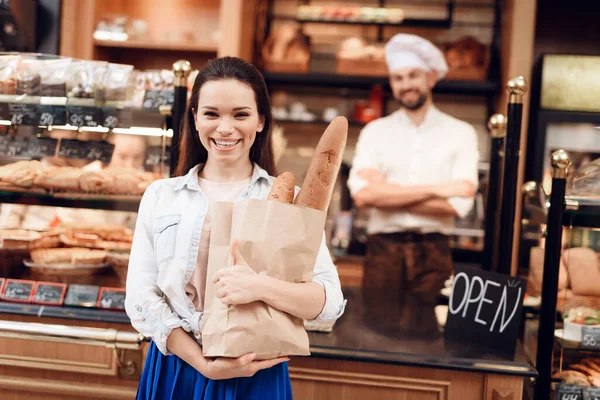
left=268, top=172, right=296, bottom=203
left=1, top=160, right=43, bottom=187
left=294, top=116, right=348, bottom=211
left=31, top=247, right=106, bottom=265
left=0, top=229, right=41, bottom=249
left=79, top=170, right=109, bottom=192
left=33, top=166, right=82, bottom=191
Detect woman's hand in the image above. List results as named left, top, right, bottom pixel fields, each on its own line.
left=201, top=353, right=290, bottom=380
left=213, top=241, right=262, bottom=306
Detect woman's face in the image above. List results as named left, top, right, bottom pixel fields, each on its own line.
left=194, top=79, right=264, bottom=166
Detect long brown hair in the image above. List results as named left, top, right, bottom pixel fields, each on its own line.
left=174, top=57, right=275, bottom=177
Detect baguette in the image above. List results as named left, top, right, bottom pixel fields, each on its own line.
left=582, top=359, right=600, bottom=374
left=294, top=116, right=348, bottom=211
left=268, top=172, right=296, bottom=203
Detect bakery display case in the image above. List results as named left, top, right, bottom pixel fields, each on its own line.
left=532, top=151, right=600, bottom=399
left=0, top=52, right=191, bottom=399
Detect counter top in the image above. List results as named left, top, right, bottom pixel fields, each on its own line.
left=0, top=290, right=537, bottom=378
left=0, top=301, right=130, bottom=324
left=307, top=287, right=538, bottom=378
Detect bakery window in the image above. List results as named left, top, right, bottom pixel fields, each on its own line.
left=0, top=51, right=176, bottom=318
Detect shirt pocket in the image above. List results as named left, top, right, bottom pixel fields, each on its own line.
left=152, top=214, right=181, bottom=265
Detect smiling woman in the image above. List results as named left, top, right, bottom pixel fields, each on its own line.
left=175, top=57, right=275, bottom=178
left=125, top=56, right=345, bottom=400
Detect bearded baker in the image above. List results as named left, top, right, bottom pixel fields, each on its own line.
left=348, top=33, right=480, bottom=305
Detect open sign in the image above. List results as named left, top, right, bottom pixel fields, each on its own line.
left=444, top=265, right=527, bottom=355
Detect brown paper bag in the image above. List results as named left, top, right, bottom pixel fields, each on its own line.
left=201, top=198, right=326, bottom=359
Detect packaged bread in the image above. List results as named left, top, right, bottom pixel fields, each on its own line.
left=33, top=166, right=82, bottom=191
left=294, top=116, right=348, bottom=211
left=268, top=172, right=296, bottom=203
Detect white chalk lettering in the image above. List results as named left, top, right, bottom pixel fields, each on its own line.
left=462, top=276, right=484, bottom=318
left=448, top=272, right=469, bottom=315
left=474, top=280, right=501, bottom=326
left=490, top=286, right=521, bottom=333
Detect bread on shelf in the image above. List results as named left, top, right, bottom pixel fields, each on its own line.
left=30, top=247, right=107, bottom=265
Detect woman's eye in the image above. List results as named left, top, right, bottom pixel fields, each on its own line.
left=235, top=113, right=249, bottom=118
left=204, top=112, right=218, bottom=117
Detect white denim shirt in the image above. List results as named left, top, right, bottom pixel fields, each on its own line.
left=347, top=106, right=479, bottom=235
left=125, top=163, right=346, bottom=355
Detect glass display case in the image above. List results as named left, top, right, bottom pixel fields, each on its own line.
left=0, top=52, right=178, bottom=312
left=534, top=152, right=600, bottom=399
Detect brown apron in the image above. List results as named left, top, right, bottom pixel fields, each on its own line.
left=363, top=232, right=453, bottom=310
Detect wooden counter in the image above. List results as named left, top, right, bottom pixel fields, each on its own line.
left=0, top=287, right=536, bottom=400
left=0, top=308, right=144, bottom=400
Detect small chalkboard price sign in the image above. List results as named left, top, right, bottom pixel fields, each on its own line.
left=9, top=103, right=41, bottom=126
left=142, top=90, right=175, bottom=110
left=557, top=384, right=583, bottom=400
left=1, top=279, right=35, bottom=303
left=39, top=104, right=67, bottom=126
left=64, top=284, right=100, bottom=308
left=58, top=139, right=114, bottom=163
left=581, top=326, right=600, bottom=350
left=145, top=145, right=171, bottom=167
left=0, top=136, right=58, bottom=159
left=67, top=105, right=99, bottom=127
left=33, top=282, right=67, bottom=305
left=584, top=387, right=600, bottom=400
left=445, top=265, right=527, bottom=355
left=98, top=287, right=126, bottom=310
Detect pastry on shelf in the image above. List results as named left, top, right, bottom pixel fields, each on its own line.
left=554, top=359, right=600, bottom=387
left=0, top=229, right=41, bottom=249
left=30, top=247, right=107, bottom=265
left=0, top=160, right=44, bottom=188
left=29, top=229, right=65, bottom=250
left=443, top=36, right=489, bottom=81
left=336, top=37, right=387, bottom=77
left=32, top=166, right=83, bottom=191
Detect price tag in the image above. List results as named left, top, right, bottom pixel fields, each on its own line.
left=557, top=384, right=584, bottom=400
left=97, top=287, right=126, bottom=310
left=58, top=139, right=114, bottom=163
left=64, top=284, right=100, bottom=308
left=0, top=278, right=5, bottom=293
left=0, top=136, right=57, bottom=158
left=581, top=326, right=600, bottom=350
left=142, top=90, right=175, bottom=110
left=67, top=105, right=99, bottom=127
left=9, top=103, right=41, bottom=126
left=584, top=387, right=600, bottom=400
left=1, top=279, right=35, bottom=303
left=145, top=145, right=171, bottom=167
left=33, top=282, right=67, bottom=305
left=39, top=104, right=67, bottom=126
left=100, top=106, right=120, bottom=129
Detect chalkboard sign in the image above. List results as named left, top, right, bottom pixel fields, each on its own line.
left=584, top=387, right=600, bottom=400
left=445, top=265, right=527, bottom=355
left=0, top=135, right=58, bottom=158
left=145, top=145, right=171, bottom=167
left=64, top=284, right=100, bottom=308
left=581, top=326, right=600, bottom=350
left=98, top=287, right=126, bottom=310
left=58, top=139, right=114, bottom=163
left=557, top=384, right=583, bottom=400
left=142, top=90, right=175, bottom=110
left=39, top=104, right=67, bottom=126
left=1, top=279, right=35, bottom=303
left=33, top=282, right=67, bottom=305
left=100, top=107, right=120, bottom=129
left=67, top=105, right=99, bottom=127
left=9, top=103, right=41, bottom=125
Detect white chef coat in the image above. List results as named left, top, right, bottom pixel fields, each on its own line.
left=347, top=105, right=479, bottom=235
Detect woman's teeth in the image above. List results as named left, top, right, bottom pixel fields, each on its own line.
left=213, top=140, right=239, bottom=148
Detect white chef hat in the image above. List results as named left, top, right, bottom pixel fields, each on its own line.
left=384, top=34, right=448, bottom=81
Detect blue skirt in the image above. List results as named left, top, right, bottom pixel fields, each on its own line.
left=136, top=341, right=293, bottom=400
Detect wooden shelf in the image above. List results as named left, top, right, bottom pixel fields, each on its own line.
left=0, top=190, right=141, bottom=212
left=94, top=39, right=218, bottom=52
left=262, top=72, right=499, bottom=96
